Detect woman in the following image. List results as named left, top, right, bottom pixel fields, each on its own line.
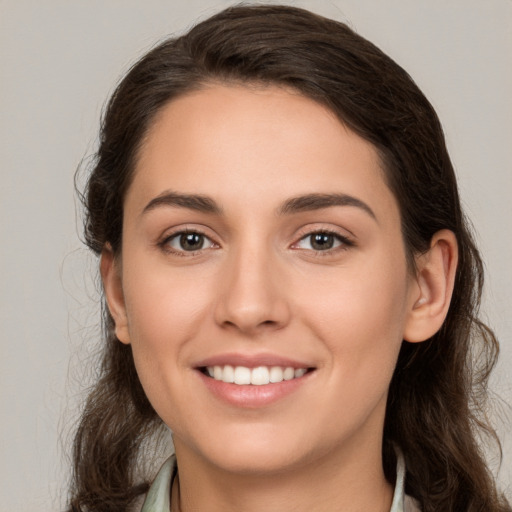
left=69, top=4, right=511, bottom=512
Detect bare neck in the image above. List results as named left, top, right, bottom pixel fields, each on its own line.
left=172, top=441, right=394, bottom=512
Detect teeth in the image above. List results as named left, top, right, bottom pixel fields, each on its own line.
left=283, top=367, right=295, bottom=380
left=269, top=366, right=283, bottom=383
left=251, top=366, right=269, bottom=385
left=234, top=366, right=251, bottom=385
left=205, top=365, right=308, bottom=385
left=222, top=365, right=234, bottom=383
left=213, top=366, right=223, bottom=380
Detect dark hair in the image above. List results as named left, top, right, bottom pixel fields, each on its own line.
left=70, top=4, right=510, bottom=511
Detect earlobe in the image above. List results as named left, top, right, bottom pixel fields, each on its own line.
left=100, top=245, right=131, bottom=344
left=403, top=229, right=458, bottom=343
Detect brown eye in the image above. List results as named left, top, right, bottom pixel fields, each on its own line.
left=165, top=231, right=215, bottom=253
left=294, top=231, right=352, bottom=252
left=310, top=233, right=335, bottom=250
left=179, top=233, right=205, bottom=251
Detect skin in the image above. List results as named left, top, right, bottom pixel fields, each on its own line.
left=102, top=84, right=457, bottom=512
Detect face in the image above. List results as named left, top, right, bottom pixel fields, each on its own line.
left=106, top=84, right=422, bottom=475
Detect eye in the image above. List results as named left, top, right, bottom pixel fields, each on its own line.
left=295, top=231, right=350, bottom=251
left=163, top=231, right=216, bottom=253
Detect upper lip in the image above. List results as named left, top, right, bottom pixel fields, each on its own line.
left=195, top=352, right=314, bottom=369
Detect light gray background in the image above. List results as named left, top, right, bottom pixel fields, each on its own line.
left=1, top=0, right=511, bottom=510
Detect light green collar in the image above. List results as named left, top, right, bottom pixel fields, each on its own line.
left=141, top=450, right=415, bottom=512
left=141, top=455, right=175, bottom=512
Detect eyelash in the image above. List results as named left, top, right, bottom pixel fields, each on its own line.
left=159, top=229, right=216, bottom=256
left=158, top=228, right=354, bottom=257
left=292, top=229, right=354, bottom=256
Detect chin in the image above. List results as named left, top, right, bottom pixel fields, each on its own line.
left=208, top=446, right=306, bottom=476
left=174, top=423, right=330, bottom=476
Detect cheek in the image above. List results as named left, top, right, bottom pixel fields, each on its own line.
left=120, top=258, right=214, bottom=395
left=298, top=250, right=410, bottom=385
left=123, top=250, right=214, bottom=338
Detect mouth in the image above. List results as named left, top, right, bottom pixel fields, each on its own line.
left=199, top=365, right=314, bottom=385
left=194, top=353, right=316, bottom=407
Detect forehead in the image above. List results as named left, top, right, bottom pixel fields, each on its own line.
left=127, top=84, right=398, bottom=224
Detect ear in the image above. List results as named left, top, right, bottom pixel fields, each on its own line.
left=100, top=245, right=131, bottom=344
left=403, top=229, right=458, bottom=343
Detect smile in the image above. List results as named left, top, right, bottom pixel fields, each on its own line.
left=204, top=365, right=308, bottom=385
left=195, top=354, right=316, bottom=407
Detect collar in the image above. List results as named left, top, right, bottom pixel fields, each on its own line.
left=141, top=450, right=416, bottom=512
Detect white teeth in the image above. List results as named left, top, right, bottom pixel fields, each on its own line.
left=269, top=366, right=283, bottom=383
left=251, top=366, right=270, bottom=385
left=205, top=365, right=308, bottom=385
left=234, top=366, right=251, bottom=385
left=283, top=367, right=295, bottom=380
left=222, top=364, right=234, bottom=383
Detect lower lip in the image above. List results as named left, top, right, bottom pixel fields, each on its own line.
left=196, top=370, right=313, bottom=408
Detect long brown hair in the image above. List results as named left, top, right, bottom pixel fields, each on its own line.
left=70, top=5, right=510, bottom=511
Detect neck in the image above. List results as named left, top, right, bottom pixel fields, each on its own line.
left=172, top=438, right=394, bottom=512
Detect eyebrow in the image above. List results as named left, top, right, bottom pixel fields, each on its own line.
left=142, top=191, right=223, bottom=216
left=278, top=193, right=376, bottom=220
left=141, top=190, right=376, bottom=221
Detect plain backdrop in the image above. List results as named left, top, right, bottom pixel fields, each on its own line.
left=1, top=0, right=511, bottom=510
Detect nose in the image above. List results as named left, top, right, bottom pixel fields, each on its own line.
left=213, top=243, right=291, bottom=336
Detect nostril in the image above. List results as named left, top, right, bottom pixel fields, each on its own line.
left=220, top=318, right=279, bottom=332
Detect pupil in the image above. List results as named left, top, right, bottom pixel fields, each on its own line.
left=311, top=233, right=334, bottom=250
left=180, top=233, right=204, bottom=251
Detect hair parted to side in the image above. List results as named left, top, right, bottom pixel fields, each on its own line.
left=71, top=4, right=510, bottom=512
